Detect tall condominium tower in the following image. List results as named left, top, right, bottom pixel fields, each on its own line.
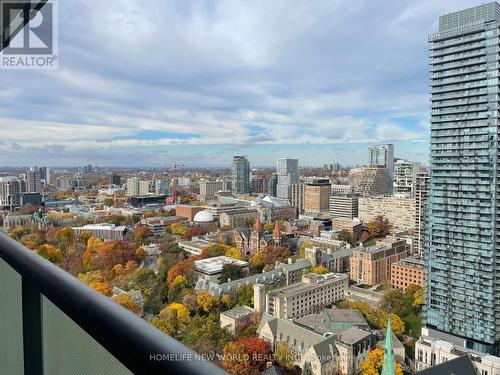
left=26, top=167, right=42, bottom=193
left=426, top=2, right=500, bottom=354
left=231, top=156, right=250, bottom=195
left=368, top=144, right=394, bottom=193
left=276, top=158, right=299, bottom=200
left=267, top=173, right=278, bottom=197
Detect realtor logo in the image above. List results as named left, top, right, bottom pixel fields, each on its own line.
left=1, top=0, right=58, bottom=69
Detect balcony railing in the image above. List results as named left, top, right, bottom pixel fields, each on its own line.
left=0, top=232, right=227, bottom=375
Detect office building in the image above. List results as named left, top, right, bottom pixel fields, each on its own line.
left=231, top=156, right=250, bottom=195
left=349, top=238, right=409, bottom=286
left=329, top=194, right=359, bottom=219
left=267, top=173, right=278, bottom=197
left=290, top=183, right=305, bottom=214
left=368, top=144, right=394, bottom=193
left=39, top=167, right=50, bottom=185
left=251, top=176, right=266, bottom=194
left=391, top=255, right=426, bottom=291
left=199, top=180, right=223, bottom=199
left=414, top=170, right=429, bottom=255
left=276, top=158, right=299, bottom=200
left=304, top=177, right=331, bottom=213
left=72, top=223, right=128, bottom=241
left=138, top=180, right=150, bottom=196
left=348, top=167, right=390, bottom=197
left=109, top=173, right=121, bottom=186
left=359, top=196, right=417, bottom=232
left=126, top=177, right=149, bottom=196
left=426, top=2, right=500, bottom=354
left=26, top=168, right=42, bottom=193
left=331, top=184, right=354, bottom=196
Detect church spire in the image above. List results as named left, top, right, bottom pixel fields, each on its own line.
left=381, top=316, right=396, bottom=375
left=254, top=216, right=262, bottom=233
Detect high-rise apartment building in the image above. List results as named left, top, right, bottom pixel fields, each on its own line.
left=154, top=180, right=169, bottom=195
left=267, top=173, right=278, bottom=197
left=39, top=167, right=50, bottom=185
left=393, top=160, right=421, bottom=197
left=251, top=176, right=266, bottom=194
left=426, top=2, right=500, bottom=354
left=0, top=176, right=21, bottom=208
left=126, top=177, right=140, bottom=196
left=348, top=167, right=390, bottom=197
left=290, top=183, right=305, bottom=214
left=368, top=144, right=394, bottom=193
left=304, top=177, right=331, bottom=213
left=276, top=158, right=299, bottom=200
left=231, top=156, right=250, bottom=195
left=414, top=170, right=429, bottom=255
left=26, top=168, right=42, bottom=193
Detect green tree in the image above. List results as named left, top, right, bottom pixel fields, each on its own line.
left=220, top=263, right=244, bottom=283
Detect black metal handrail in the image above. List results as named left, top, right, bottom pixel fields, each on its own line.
left=0, top=232, right=227, bottom=375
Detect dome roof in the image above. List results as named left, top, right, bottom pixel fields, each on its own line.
left=193, top=210, right=214, bottom=223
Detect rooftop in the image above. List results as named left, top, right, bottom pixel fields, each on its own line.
left=73, top=223, right=127, bottom=231
left=268, top=273, right=347, bottom=298
left=220, top=305, right=254, bottom=320
left=195, top=256, right=249, bottom=275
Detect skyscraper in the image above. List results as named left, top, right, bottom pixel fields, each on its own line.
left=26, top=167, right=42, bottom=193
left=368, top=144, right=394, bottom=193
left=267, top=173, right=278, bottom=197
left=231, top=156, right=250, bottom=195
left=39, top=167, right=50, bottom=185
left=276, top=158, right=299, bottom=200
left=426, top=2, right=500, bottom=354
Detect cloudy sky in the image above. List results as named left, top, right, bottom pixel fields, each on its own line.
left=0, top=0, right=479, bottom=167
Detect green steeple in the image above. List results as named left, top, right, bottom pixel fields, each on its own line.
left=381, top=316, right=396, bottom=375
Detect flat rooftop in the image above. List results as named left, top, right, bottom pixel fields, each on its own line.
left=195, top=256, right=249, bottom=275
left=220, top=305, right=254, bottom=320
left=268, top=273, right=347, bottom=299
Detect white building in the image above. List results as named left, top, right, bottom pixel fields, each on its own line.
left=72, top=223, right=128, bottom=241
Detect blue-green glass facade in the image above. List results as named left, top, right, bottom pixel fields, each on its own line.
left=427, top=2, right=500, bottom=354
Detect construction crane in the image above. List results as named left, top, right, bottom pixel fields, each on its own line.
left=167, top=161, right=184, bottom=204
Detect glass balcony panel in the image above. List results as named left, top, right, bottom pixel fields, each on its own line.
left=42, top=296, right=132, bottom=375
left=0, top=258, right=24, bottom=375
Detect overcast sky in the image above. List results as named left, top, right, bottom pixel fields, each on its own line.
left=0, top=0, right=480, bottom=167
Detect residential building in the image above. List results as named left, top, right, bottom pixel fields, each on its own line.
left=391, top=255, right=426, bottom=291
left=414, top=170, right=429, bottom=255
left=26, top=167, right=42, bottom=193
left=290, top=183, right=305, bottom=214
left=304, top=178, right=331, bottom=213
left=267, top=173, right=278, bottom=197
left=358, top=195, right=417, bottom=232
left=348, top=167, right=390, bottom=197
left=0, top=176, right=21, bottom=208
left=368, top=144, right=394, bottom=193
left=194, top=256, right=249, bottom=283
left=39, top=167, right=50, bottom=185
left=426, top=2, right=500, bottom=354
left=349, top=238, right=409, bottom=285
left=276, top=158, right=299, bottom=201
left=415, top=327, right=500, bottom=374
left=251, top=176, right=266, bottom=194
left=55, top=176, right=73, bottom=192
left=154, top=180, right=169, bottom=195
left=126, top=177, right=140, bottom=196
left=231, top=156, right=250, bottom=195
left=199, top=179, right=225, bottom=200
left=393, top=159, right=420, bottom=197
left=138, top=180, right=150, bottom=196
left=220, top=306, right=255, bottom=336
left=72, top=223, right=128, bottom=241
left=262, top=272, right=348, bottom=319
left=329, top=194, right=359, bottom=219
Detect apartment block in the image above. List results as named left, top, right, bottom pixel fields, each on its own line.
left=359, top=196, right=417, bottom=232
left=348, top=167, right=390, bottom=197
left=349, top=238, right=409, bottom=285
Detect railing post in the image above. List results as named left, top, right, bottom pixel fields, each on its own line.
left=22, top=277, right=43, bottom=375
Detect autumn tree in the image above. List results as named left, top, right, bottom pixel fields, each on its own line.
left=367, top=216, right=390, bottom=238
left=37, top=244, right=62, bottom=263
left=223, top=337, right=271, bottom=374
left=113, top=294, right=141, bottom=315
left=361, top=347, right=403, bottom=375
left=275, top=341, right=293, bottom=370
left=182, top=315, right=232, bottom=355
left=167, top=257, right=196, bottom=285
left=222, top=341, right=250, bottom=375
left=168, top=275, right=188, bottom=303
left=225, top=246, right=243, bottom=260
left=89, top=281, right=112, bottom=296
left=201, top=243, right=227, bottom=258
left=298, top=240, right=311, bottom=258
left=236, top=283, right=254, bottom=307
left=308, top=265, right=328, bottom=274
left=220, top=263, right=244, bottom=283
left=134, top=226, right=152, bottom=244
left=197, top=291, right=219, bottom=314
left=182, top=226, right=207, bottom=240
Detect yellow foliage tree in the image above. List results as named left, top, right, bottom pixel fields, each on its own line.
left=299, top=240, right=311, bottom=258
left=161, top=303, right=190, bottom=326
left=89, top=281, right=112, bottom=296
left=361, top=347, right=403, bottom=375
left=225, top=247, right=243, bottom=260
left=309, top=265, right=328, bottom=274
left=197, top=291, right=219, bottom=313
left=113, top=294, right=141, bottom=315
left=37, top=244, right=62, bottom=263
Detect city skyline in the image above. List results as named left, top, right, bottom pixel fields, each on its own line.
left=0, top=0, right=481, bottom=167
